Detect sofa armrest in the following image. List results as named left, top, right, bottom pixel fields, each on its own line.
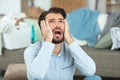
left=4, top=63, right=27, bottom=80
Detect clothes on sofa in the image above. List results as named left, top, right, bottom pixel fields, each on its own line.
left=100, top=10, right=120, bottom=38
left=110, top=27, right=120, bottom=50
left=97, top=13, right=108, bottom=39
left=67, top=8, right=100, bottom=47
left=24, top=41, right=97, bottom=80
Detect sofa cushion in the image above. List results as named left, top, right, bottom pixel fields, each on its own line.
left=4, top=63, right=27, bottom=80
left=95, top=32, right=112, bottom=49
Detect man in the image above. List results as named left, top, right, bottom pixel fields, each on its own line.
left=24, top=7, right=102, bottom=80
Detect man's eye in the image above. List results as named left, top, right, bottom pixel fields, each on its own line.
left=49, top=21, right=54, bottom=23
left=59, top=20, right=64, bottom=23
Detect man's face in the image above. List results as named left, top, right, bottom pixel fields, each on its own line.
left=45, top=13, right=65, bottom=44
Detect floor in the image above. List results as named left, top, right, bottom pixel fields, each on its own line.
left=74, top=75, right=120, bottom=80
left=0, top=77, right=3, bottom=80
left=0, top=70, right=120, bottom=80
left=0, top=70, right=4, bottom=80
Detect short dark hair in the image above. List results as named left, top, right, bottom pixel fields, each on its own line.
left=38, top=7, right=66, bottom=27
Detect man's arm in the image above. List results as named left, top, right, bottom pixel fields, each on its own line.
left=64, top=20, right=96, bottom=76
left=24, top=20, right=54, bottom=79
left=24, top=42, right=55, bottom=79
left=68, top=42, right=96, bottom=76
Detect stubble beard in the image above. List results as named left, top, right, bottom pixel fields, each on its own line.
left=52, top=35, right=64, bottom=44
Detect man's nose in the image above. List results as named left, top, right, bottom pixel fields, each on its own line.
left=55, top=22, right=60, bottom=28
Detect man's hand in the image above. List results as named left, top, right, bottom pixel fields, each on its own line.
left=64, top=20, right=74, bottom=45
left=41, top=20, right=53, bottom=42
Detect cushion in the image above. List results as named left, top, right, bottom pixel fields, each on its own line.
left=95, top=32, right=112, bottom=49
left=4, top=63, right=27, bottom=80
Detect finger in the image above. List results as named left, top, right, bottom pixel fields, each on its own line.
left=42, top=20, right=47, bottom=30
left=45, top=20, right=49, bottom=29
left=41, top=20, right=46, bottom=35
left=40, top=21, right=44, bottom=33
left=41, top=20, right=46, bottom=40
left=64, top=19, right=69, bottom=30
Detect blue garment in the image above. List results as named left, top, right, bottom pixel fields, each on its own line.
left=24, top=41, right=96, bottom=80
left=31, top=25, right=37, bottom=42
left=67, top=8, right=100, bottom=47
left=84, top=75, right=102, bottom=80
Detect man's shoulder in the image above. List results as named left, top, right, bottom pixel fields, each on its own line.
left=29, top=41, right=42, bottom=48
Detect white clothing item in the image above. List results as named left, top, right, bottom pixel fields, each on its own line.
left=97, top=13, right=108, bottom=32
left=97, top=13, right=108, bottom=39
left=110, top=27, right=120, bottom=50
left=73, top=36, right=87, bottom=46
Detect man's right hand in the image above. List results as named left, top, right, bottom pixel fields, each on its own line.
left=40, top=20, right=53, bottom=42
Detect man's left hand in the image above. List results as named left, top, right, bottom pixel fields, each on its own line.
left=64, top=20, right=74, bottom=45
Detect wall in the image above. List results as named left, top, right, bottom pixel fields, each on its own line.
left=0, top=0, right=21, bottom=15
left=97, top=0, right=106, bottom=13
left=34, top=0, right=51, bottom=10
left=52, top=0, right=86, bottom=13
left=36, top=0, right=106, bottom=13
left=87, top=0, right=96, bottom=10
left=87, top=0, right=106, bottom=13
left=0, top=0, right=106, bottom=15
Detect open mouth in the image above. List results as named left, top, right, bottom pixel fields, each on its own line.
left=53, top=29, right=62, bottom=35
left=54, top=31, right=61, bottom=35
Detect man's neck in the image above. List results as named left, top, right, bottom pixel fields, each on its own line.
left=53, top=43, right=62, bottom=55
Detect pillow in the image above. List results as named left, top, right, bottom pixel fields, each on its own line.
left=95, top=32, right=112, bottom=49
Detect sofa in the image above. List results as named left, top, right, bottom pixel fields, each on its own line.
left=1, top=9, right=120, bottom=79
left=1, top=45, right=120, bottom=79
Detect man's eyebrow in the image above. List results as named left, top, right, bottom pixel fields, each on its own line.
left=48, top=18, right=55, bottom=21
left=48, top=18, right=64, bottom=21
left=58, top=18, right=64, bottom=20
